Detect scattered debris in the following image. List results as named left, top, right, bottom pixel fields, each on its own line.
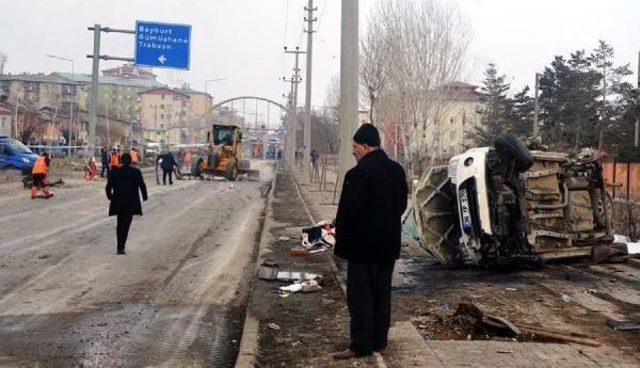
left=626, top=243, right=640, bottom=255
left=289, top=247, right=309, bottom=256
left=561, top=294, right=572, bottom=303
left=300, top=221, right=335, bottom=253
left=278, top=236, right=290, bottom=242
left=280, top=283, right=303, bottom=293
left=607, top=319, right=640, bottom=331
left=505, top=288, right=517, bottom=291
left=614, top=234, right=631, bottom=243
left=258, top=260, right=279, bottom=280
left=267, top=323, right=281, bottom=331
left=274, top=271, right=321, bottom=283
left=455, top=303, right=601, bottom=347
left=592, top=244, right=628, bottom=263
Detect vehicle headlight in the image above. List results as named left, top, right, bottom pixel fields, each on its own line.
left=22, top=158, right=30, bottom=163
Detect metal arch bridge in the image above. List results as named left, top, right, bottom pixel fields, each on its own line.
left=211, top=96, right=287, bottom=112
left=210, top=96, right=287, bottom=131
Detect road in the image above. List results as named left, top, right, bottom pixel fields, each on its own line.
left=0, top=162, right=274, bottom=367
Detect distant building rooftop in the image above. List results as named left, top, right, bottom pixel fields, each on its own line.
left=54, top=73, right=164, bottom=89
left=138, top=87, right=190, bottom=98
left=0, top=72, right=164, bottom=89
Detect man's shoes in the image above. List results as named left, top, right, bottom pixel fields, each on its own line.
left=117, top=250, right=126, bottom=255
left=332, top=349, right=358, bottom=360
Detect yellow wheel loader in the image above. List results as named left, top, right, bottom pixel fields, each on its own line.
left=204, top=124, right=260, bottom=181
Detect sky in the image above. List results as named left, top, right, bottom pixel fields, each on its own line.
left=1, top=0, right=639, bottom=114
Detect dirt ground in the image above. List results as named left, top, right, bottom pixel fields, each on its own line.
left=288, top=167, right=640, bottom=367
left=248, top=171, right=380, bottom=368
left=392, top=259, right=640, bottom=355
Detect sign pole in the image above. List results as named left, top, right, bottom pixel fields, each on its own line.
left=89, top=24, right=101, bottom=153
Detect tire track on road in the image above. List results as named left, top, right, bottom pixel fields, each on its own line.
left=0, top=181, right=208, bottom=312
left=0, top=181, right=198, bottom=251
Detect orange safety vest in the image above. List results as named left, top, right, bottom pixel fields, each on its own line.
left=130, top=150, right=139, bottom=163
left=110, top=153, right=120, bottom=168
left=32, top=156, right=47, bottom=175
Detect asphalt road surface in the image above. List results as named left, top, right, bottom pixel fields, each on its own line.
left=0, top=162, right=274, bottom=367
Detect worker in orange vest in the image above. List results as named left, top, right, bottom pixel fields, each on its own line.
left=31, top=152, right=53, bottom=199
left=183, top=149, right=192, bottom=171
left=85, top=156, right=97, bottom=181
left=130, top=148, right=139, bottom=167
left=109, top=148, right=120, bottom=169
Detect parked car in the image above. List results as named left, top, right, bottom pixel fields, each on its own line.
left=0, top=136, right=39, bottom=173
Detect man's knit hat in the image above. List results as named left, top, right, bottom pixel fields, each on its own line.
left=353, top=123, right=381, bottom=147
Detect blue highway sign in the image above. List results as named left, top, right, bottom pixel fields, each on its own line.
left=135, top=21, right=191, bottom=70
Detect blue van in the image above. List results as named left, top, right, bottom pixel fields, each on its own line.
left=0, top=136, right=39, bottom=173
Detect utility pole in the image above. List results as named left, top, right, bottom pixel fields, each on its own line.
left=284, top=46, right=305, bottom=172
left=338, top=0, right=359, bottom=188
left=282, top=89, right=293, bottom=167
left=533, top=73, right=540, bottom=137
left=302, top=0, right=317, bottom=181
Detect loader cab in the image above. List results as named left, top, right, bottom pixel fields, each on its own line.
left=211, top=125, right=242, bottom=146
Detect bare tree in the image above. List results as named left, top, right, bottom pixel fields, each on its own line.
left=323, top=73, right=341, bottom=125
left=360, top=19, right=388, bottom=127
left=364, top=0, right=472, bottom=172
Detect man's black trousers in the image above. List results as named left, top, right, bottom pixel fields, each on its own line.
left=101, top=163, right=109, bottom=178
left=162, top=169, right=173, bottom=185
left=347, top=260, right=395, bottom=355
left=116, top=213, right=134, bottom=252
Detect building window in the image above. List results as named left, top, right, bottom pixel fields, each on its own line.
left=160, top=114, right=164, bottom=119
left=160, top=104, right=165, bottom=109
left=161, top=94, right=165, bottom=100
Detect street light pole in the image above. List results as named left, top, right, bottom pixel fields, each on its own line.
left=46, top=54, right=76, bottom=154
left=204, top=77, right=226, bottom=95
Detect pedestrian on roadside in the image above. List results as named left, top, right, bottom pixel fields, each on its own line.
left=105, top=152, right=148, bottom=255
left=332, top=123, right=408, bottom=360
left=160, top=151, right=179, bottom=185
left=100, top=147, right=110, bottom=177
left=130, top=147, right=139, bottom=167
left=183, top=149, right=192, bottom=172
left=109, top=148, right=120, bottom=169
left=310, top=149, right=320, bottom=182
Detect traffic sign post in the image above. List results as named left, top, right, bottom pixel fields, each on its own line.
left=135, top=21, right=191, bottom=70
left=86, top=20, right=191, bottom=152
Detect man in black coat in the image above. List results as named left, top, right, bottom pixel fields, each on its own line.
left=332, top=123, right=408, bottom=360
left=100, top=147, right=110, bottom=178
left=106, top=153, right=148, bottom=255
left=159, top=151, right=179, bottom=185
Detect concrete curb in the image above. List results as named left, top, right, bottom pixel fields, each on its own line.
left=234, top=166, right=278, bottom=368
